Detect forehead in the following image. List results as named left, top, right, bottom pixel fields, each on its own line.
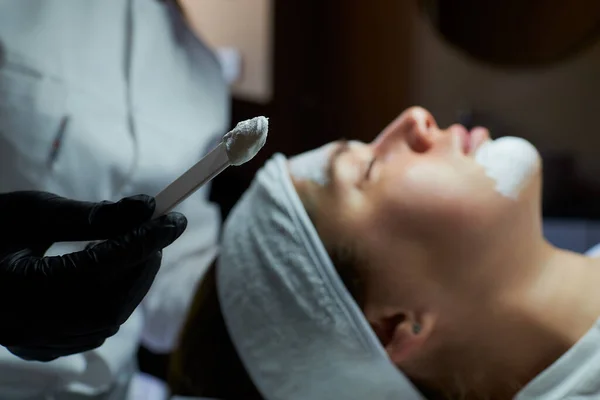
left=288, top=140, right=368, bottom=185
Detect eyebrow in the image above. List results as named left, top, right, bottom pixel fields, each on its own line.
left=326, top=140, right=349, bottom=184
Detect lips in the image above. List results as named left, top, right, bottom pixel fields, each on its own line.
left=450, top=124, right=489, bottom=155
left=448, top=124, right=470, bottom=154
left=469, top=127, right=490, bottom=154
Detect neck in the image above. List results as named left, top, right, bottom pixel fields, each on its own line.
left=458, top=241, right=600, bottom=397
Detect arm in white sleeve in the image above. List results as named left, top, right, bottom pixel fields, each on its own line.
left=138, top=187, right=221, bottom=354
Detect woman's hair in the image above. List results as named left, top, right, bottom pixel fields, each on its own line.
left=168, top=258, right=263, bottom=398
left=167, top=192, right=452, bottom=399
left=168, top=209, right=366, bottom=398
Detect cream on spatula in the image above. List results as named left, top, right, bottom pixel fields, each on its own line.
left=153, top=116, right=269, bottom=217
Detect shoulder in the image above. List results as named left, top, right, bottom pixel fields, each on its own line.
left=585, top=243, right=600, bottom=258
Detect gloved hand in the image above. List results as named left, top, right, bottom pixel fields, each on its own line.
left=0, top=191, right=187, bottom=362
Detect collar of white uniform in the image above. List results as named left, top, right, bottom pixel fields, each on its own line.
left=516, top=318, right=600, bottom=399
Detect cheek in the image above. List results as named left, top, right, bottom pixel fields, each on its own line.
left=387, top=162, right=471, bottom=208
left=373, top=161, right=495, bottom=234
left=403, top=163, right=464, bottom=196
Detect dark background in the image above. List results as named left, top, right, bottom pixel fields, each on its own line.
left=140, top=0, right=600, bottom=382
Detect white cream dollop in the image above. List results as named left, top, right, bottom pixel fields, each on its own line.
left=223, top=116, right=269, bottom=166
left=474, top=136, right=540, bottom=200
left=288, top=143, right=338, bottom=186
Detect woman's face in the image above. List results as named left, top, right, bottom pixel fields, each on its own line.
left=290, top=106, right=542, bottom=318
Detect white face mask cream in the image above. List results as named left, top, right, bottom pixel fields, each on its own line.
left=474, top=136, right=540, bottom=200
left=288, top=143, right=338, bottom=186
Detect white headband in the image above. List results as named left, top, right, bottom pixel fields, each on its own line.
left=217, top=153, right=422, bottom=400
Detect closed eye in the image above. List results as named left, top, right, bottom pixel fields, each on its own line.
left=364, top=156, right=376, bottom=180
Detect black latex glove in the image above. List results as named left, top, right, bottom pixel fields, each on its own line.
left=0, top=191, right=187, bottom=362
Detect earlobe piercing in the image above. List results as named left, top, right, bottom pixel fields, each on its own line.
left=413, top=323, right=422, bottom=334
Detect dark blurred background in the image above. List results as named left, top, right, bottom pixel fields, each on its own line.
left=176, top=0, right=600, bottom=221
left=140, top=0, right=600, bottom=381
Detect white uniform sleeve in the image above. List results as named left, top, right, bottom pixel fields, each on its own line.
left=0, top=347, right=87, bottom=398
left=138, top=188, right=221, bottom=354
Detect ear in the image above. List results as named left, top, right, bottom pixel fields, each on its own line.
left=368, top=310, right=434, bottom=365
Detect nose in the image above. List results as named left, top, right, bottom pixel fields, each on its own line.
left=373, top=106, right=438, bottom=154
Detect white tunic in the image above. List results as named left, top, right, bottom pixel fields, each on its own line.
left=0, top=0, right=228, bottom=398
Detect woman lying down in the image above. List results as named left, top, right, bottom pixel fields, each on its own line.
left=169, top=107, right=600, bottom=400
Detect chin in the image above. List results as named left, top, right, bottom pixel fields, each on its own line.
left=474, top=136, right=541, bottom=201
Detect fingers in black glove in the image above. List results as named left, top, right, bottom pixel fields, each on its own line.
left=0, top=195, right=188, bottom=360
left=0, top=191, right=156, bottom=244
left=6, top=337, right=108, bottom=362
left=3, top=212, right=186, bottom=280
left=63, top=212, right=187, bottom=270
